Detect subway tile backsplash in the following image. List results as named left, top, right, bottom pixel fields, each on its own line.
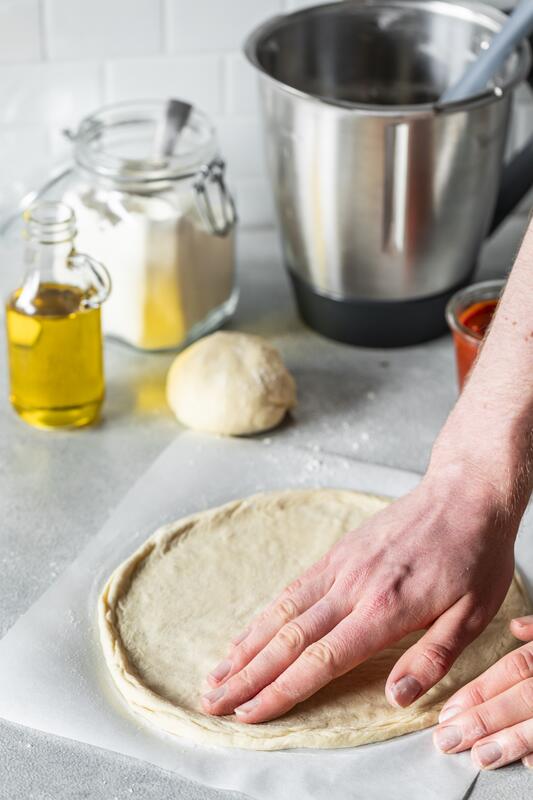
left=0, top=0, right=528, bottom=228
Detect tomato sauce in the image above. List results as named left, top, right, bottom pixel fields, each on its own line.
left=453, top=299, right=498, bottom=389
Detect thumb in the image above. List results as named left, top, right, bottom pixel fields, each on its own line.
left=510, top=615, right=533, bottom=642
left=385, top=597, right=486, bottom=708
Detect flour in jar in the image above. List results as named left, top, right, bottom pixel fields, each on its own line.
left=65, top=187, right=235, bottom=351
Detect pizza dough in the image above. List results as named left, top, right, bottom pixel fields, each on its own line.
left=98, top=489, right=530, bottom=750
left=166, top=332, right=296, bottom=435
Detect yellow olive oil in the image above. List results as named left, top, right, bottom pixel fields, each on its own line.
left=6, top=282, right=104, bottom=429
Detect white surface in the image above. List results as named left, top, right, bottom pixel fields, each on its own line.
left=165, top=0, right=284, bottom=52
left=0, top=432, right=486, bottom=800
left=216, top=116, right=267, bottom=180
left=226, top=53, right=261, bottom=115
left=43, top=0, right=161, bottom=60
left=0, top=61, right=101, bottom=128
left=105, top=55, right=224, bottom=117
left=0, top=0, right=41, bottom=63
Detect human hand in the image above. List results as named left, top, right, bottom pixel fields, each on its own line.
left=433, top=615, right=533, bottom=770
left=201, top=463, right=518, bottom=723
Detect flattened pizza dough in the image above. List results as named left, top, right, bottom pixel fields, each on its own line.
left=98, top=489, right=530, bottom=750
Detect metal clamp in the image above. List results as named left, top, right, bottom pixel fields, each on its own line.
left=194, top=158, right=237, bottom=237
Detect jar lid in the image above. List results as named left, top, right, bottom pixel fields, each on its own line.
left=70, top=99, right=218, bottom=186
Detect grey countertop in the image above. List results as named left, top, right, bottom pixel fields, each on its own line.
left=1, top=222, right=533, bottom=799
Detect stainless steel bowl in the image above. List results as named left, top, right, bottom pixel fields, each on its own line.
left=245, top=0, right=533, bottom=346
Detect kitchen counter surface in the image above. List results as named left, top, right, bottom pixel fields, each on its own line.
left=1, top=223, right=532, bottom=800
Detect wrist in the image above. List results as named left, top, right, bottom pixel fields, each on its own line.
left=428, top=423, right=531, bottom=532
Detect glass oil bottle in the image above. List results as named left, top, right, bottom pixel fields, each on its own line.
left=5, top=202, right=111, bottom=429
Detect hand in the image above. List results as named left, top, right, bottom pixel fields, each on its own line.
left=201, top=462, right=518, bottom=723
left=433, top=615, right=533, bottom=770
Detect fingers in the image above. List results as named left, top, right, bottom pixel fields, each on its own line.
left=471, top=719, right=533, bottom=770
left=202, top=595, right=346, bottom=716
left=434, top=677, right=533, bottom=756
left=438, top=640, right=533, bottom=722
left=386, top=596, right=486, bottom=708
left=206, top=572, right=332, bottom=690
left=230, top=611, right=397, bottom=724
left=510, top=615, right=533, bottom=642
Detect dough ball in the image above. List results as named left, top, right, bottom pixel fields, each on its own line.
left=166, top=331, right=297, bottom=436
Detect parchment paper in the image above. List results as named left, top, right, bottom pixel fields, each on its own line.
left=1, top=432, right=531, bottom=800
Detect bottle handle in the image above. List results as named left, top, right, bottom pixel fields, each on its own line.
left=67, top=253, right=112, bottom=309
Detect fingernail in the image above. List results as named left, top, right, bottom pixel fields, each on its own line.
left=522, top=754, right=533, bottom=769
left=235, top=697, right=260, bottom=716
left=439, top=704, right=463, bottom=723
left=390, top=675, right=422, bottom=707
left=434, top=725, right=462, bottom=753
left=203, top=685, right=226, bottom=705
left=474, top=741, right=503, bottom=768
left=513, top=616, right=533, bottom=627
left=209, top=660, right=232, bottom=682
left=232, top=627, right=251, bottom=646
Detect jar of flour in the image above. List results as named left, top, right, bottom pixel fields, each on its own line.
left=62, top=100, right=237, bottom=351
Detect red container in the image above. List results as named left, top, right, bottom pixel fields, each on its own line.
left=446, top=280, right=505, bottom=390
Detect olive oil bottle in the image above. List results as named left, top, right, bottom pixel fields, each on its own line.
left=5, top=202, right=111, bottom=429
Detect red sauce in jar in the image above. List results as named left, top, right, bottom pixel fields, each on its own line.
left=453, top=299, right=498, bottom=389
left=460, top=300, right=498, bottom=338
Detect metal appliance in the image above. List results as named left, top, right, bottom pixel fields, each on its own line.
left=245, top=0, right=533, bottom=346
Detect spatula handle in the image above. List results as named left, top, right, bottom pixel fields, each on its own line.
left=441, top=0, right=533, bottom=104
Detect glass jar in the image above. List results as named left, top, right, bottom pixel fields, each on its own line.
left=446, top=279, right=505, bottom=390
left=61, top=100, right=238, bottom=351
left=5, top=202, right=110, bottom=428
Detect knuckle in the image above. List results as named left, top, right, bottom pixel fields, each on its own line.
left=468, top=709, right=490, bottom=740
left=507, top=647, right=533, bottom=683
left=230, top=667, right=255, bottom=695
left=269, top=678, right=292, bottom=700
left=303, top=640, right=337, bottom=675
left=275, top=621, right=306, bottom=652
left=510, top=727, right=531, bottom=754
left=233, top=637, right=253, bottom=663
left=310, top=597, right=335, bottom=627
left=366, top=587, right=400, bottom=616
left=336, top=566, right=368, bottom=594
left=284, top=578, right=303, bottom=596
left=465, top=606, right=487, bottom=636
left=419, top=642, right=454, bottom=676
left=467, top=683, right=487, bottom=707
left=275, top=597, right=299, bottom=624
left=359, top=565, right=413, bottom=617
left=519, top=678, right=533, bottom=713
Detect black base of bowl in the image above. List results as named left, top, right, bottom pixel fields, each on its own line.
left=288, top=270, right=474, bottom=348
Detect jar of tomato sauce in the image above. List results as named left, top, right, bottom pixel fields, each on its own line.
left=446, top=279, right=505, bottom=390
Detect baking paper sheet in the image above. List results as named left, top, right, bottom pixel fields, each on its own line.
left=2, top=432, right=531, bottom=800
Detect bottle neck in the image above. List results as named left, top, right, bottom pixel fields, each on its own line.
left=24, top=201, right=77, bottom=244
left=16, top=203, right=78, bottom=312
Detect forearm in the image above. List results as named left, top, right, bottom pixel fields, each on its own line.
left=431, top=218, right=533, bottom=520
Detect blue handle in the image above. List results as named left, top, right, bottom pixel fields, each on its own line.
left=441, top=0, right=533, bottom=104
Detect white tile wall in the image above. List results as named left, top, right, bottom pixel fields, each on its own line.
left=165, top=0, right=284, bottom=53
left=0, top=0, right=528, bottom=228
left=105, top=54, right=224, bottom=115
left=0, top=0, right=41, bottom=63
left=43, top=0, right=162, bottom=60
left=226, top=52, right=261, bottom=115
left=0, top=61, right=102, bottom=127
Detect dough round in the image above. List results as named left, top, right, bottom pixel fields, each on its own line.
left=99, top=489, right=529, bottom=750
left=166, top=332, right=296, bottom=436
